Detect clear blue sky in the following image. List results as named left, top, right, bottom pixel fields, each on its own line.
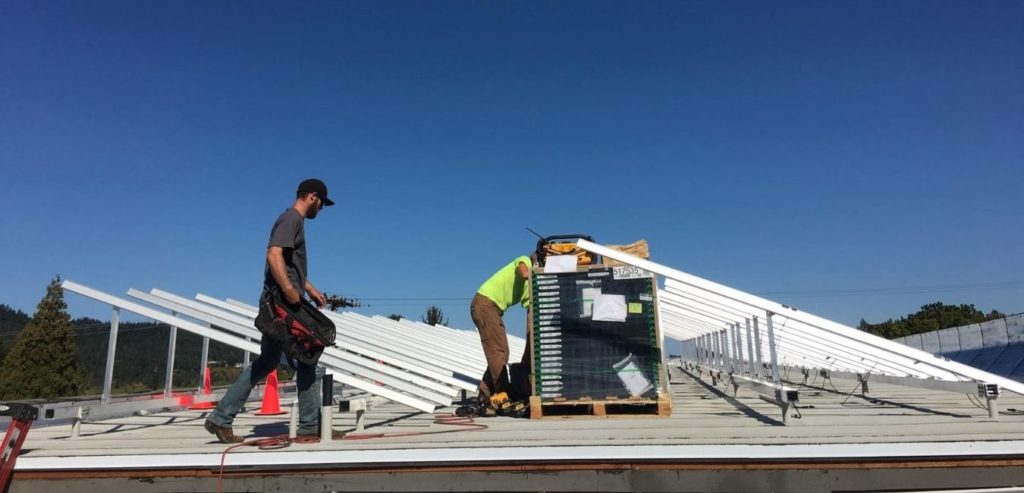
left=2, top=1, right=1022, bottom=339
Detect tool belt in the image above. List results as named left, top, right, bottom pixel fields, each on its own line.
left=255, top=288, right=336, bottom=366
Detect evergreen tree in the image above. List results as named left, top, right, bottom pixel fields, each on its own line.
left=421, top=306, right=448, bottom=326
left=387, top=313, right=403, bottom=321
left=0, top=304, right=30, bottom=362
left=0, top=277, right=88, bottom=399
left=0, top=304, right=30, bottom=332
left=859, top=302, right=1005, bottom=339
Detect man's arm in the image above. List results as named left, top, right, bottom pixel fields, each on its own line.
left=305, top=280, right=326, bottom=308
left=517, top=261, right=531, bottom=309
left=517, top=261, right=530, bottom=280
left=267, top=247, right=301, bottom=305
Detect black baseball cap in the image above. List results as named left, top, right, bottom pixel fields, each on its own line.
left=297, top=178, right=335, bottom=206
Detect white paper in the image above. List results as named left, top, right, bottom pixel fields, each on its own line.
left=613, top=354, right=654, bottom=397
left=544, top=254, right=578, bottom=273
left=592, top=294, right=627, bottom=322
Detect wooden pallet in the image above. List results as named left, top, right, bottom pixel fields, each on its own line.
left=529, top=395, right=671, bottom=419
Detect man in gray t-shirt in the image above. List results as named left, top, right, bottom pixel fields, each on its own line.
left=264, top=207, right=315, bottom=304
left=205, top=178, right=336, bottom=443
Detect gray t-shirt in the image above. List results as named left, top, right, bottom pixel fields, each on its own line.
left=263, top=208, right=306, bottom=296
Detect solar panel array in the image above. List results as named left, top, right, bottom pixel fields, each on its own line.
left=894, top=314, right=1024, bottom=382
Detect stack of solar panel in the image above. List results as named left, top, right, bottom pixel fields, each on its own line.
left=530, top=265, right=664, bottom=401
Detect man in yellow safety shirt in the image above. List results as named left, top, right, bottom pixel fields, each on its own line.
left=467, top=254, right=536, bottom=414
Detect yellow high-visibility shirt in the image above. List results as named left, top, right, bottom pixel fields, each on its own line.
left=476, top=256, right=533, bottom=312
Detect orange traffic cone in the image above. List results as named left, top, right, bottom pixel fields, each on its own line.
left=189, top=367, right=216, bottom=410
left=255, top=370, right=286, bottom=415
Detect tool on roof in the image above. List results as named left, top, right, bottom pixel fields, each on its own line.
left=526, top=228, right=600, bottom=266
left=455, top=392, right=527, bottom=418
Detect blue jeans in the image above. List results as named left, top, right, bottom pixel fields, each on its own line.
left=207, top=335, right=321, bottom=435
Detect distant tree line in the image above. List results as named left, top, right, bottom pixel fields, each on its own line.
left=859, top=302, right=1005, bottom=339
left=0, top=304, right=30, bottom=363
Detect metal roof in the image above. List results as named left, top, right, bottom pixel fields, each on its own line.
left=11, top=366, right=1024, bottom=492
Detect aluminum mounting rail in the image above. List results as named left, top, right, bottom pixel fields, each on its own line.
left=186, top=292, right=475, bottom=393
left=334, top=313, right=487, bottom=377
left=61, top=280, right=438, bottom=413
left=211, top=296, right=485, bottom=386
left=206, top=296, right=481, bottom=382
left=135, top=289, right=458, bottom=404
left=576, top=239, right=1024, bottom=397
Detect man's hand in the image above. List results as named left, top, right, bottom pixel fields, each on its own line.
left=306, top=282, right=326, bottom=308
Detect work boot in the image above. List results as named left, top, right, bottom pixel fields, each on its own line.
left=204, top=420, right=244, bottom=444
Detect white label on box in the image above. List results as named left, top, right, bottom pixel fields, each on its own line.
left=544, top=255, right=578, bottom=273
left=613, top=266, right=650, bottom=280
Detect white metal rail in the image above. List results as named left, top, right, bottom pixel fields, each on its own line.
left=61, top=280, right=439, bottom=413
left=577, top=239, right=1022, bottom=425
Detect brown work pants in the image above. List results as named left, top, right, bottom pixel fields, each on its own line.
left=471, top=294, right=522, bottom=402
